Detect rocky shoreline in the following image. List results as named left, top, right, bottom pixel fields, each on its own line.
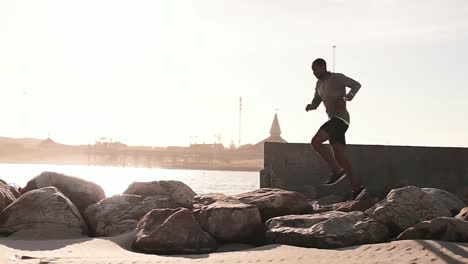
left=0, top=172, right=467, bottom=255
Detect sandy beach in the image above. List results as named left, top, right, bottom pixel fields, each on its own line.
left=1, top=231, right=467, bottom=264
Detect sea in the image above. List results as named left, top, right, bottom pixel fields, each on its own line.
left=0, top=163, right=260, bottom=197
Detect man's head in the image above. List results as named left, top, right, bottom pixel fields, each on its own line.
left=311, top=58, right=328, bottom=79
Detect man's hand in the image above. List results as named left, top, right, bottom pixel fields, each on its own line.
left=343, top=92, right=354, bottom=101
left=305, top=104, right=315, bottom=112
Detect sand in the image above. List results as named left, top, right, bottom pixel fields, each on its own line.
left=0, top=232, right=467, bottom=264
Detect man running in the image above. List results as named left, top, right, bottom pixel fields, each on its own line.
left=305, top=58, right=366, bottom=200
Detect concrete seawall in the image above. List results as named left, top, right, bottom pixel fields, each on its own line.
left=261, top=142, right=468, bottom=199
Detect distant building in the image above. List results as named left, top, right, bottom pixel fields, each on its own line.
left=166, top=146, right=189, bottom=152
left=39, top=137, right=58, bottom=148
left=251, top=113, right=287, bottom=152
left=190, top=143, right=224, bottom=152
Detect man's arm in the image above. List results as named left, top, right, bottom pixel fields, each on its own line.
left=306, top=90, right=322, bottom=111
left=340, top=74, right=361, bottom=101
left=310, top=90, right=322, bottom=109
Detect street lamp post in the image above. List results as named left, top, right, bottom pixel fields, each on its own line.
left=238, top=96, right=242, bottom=148
left=332, top=45, right=336, bottom=71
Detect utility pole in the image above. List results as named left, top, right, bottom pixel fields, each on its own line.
left=87, top=139, right=90, bottom=166
left=238, top=96, right=242, bottom=148
left=332, top=45, right=336, bottom=71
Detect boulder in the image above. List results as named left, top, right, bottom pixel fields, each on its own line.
left=314, top=196, right=379, bottom=214
left=84, top=194, right=178, bottom=237
left=397, top=217, right=468, bottom=242
left=0, top=187, right=88, bottom=239
left=193, top=193, right=239, bottom=208
left=20, top=172, right=105, bottom=214
left=455, top=207, right=468, bottom=221
left=7, top=185, right=21, bottom=199
left=421, top=188, right=466, bottom=215
left=317, top=194, right=345, bottom=205
left=0, top=181, right=16, bottom=212
left=233, top=188, right=311, bottom=222
left=332, top=196, right=380, bottom=213
left=124, top=181, right=196, bottom=208
left=366, top=186, right=452, bottom=235
left=133, top=208, right=217, bottom=254
left=266, top=211, right=389, bottom=249
left=194, top=199, right=262, bottom=243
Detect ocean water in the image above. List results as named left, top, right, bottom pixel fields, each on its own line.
left=0, top=163, right=260, bottom=197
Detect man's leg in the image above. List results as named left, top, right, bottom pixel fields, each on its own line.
left=311, top=129, right=341, bottom=173
left=331, top=143, right=362, bottom=192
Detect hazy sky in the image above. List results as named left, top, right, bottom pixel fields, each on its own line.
left=1, top=0, right=468, bottom=147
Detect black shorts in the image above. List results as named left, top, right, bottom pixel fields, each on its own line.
left=319, top=117, right=349, bottom=145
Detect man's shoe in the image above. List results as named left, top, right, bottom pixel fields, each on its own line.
left=352, top=186, right=367, bottom=201
left=322, top=170, right=347, bottom=186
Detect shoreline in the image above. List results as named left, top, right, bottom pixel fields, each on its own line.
left=0, top=161, right=263, bottom=172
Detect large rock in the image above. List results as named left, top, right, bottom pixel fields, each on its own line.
left=0, top=181, right=16, bottom=212
left=0, top=179, right=20, bottom=199
left=397, top=217, right=468, bottom=242
left=20, top=172, right=105, bottom=214
left=335, top=197, right=380, bottom=212
left=266, top=211, right=389, bottom=249
left=194, top=198, right=262, bottom=243
left=233, top=188, right=312, bottom=222
left=0, top=187, right=88, bottom=239
left=317, top=194, right=345, bottom=205
left=133, top=208, right=217, bottom=254
left=316, top=196, right=380, bottom=213
left=84, top=194, right=178, bottom=237
left=366, top=186, right=452, bottom=235
left=124, top=181, right=196, bottom=208
left=193, top=193, right=239, bottom=208
left=421, top=188, right=466, bottom=215
left=7, top=185, right=21, bottom=199
left=455, top=207, right=468, bottom=221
